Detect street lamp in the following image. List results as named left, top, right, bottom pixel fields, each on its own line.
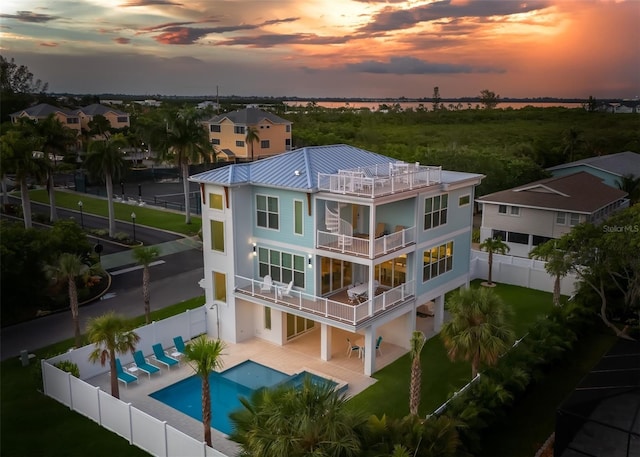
left=77, top=200, right=84, bottom=229
left=131, top=212, right=137, bottom=243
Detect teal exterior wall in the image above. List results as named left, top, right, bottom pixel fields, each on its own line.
left=550, top=166, right=619, bottom=187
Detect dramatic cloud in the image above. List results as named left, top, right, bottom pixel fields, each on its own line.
left=121, top=0, right=184, bottom=6
left=114, top=37, right=131, bottom=44
left=217, top=33, right=350, bottom=48
left=344, top=56, right=504, bottom=75
left=0, top=10, right=60, bottom=23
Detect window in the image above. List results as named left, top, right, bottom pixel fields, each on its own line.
left=264, top=307, right=272, bottom=330
left=507, top=231, right=528, bottom=244
left=286, top=125, right=291, bottom=132
left=211, top=138, right=220, bottom=145
left=213, top=271, right=226, bottom=302
left=294, top=200, right=303, bottom=235
left=532, top=235, right=552, bottom=246
left=236, top=140, right=244, bottom=147
left=234, top=126, right=245, bottom=134
left=423, top=241, right=453, bottom=281
left=258, top=248, right=305, bottom=287
left=285, top=139, right=291, bottom=147
left=556, top=212, right=566, bottom=225
left=209, top=193, right=223, bottom=210
left=210, top=125, right=221, bottom=132
left=260, top=140, right=270, bottom=149
left=210, top=220, right=224, bottom=252
left=256, top=195, right=279, bottom=229
left=424, top=194, right=448, bottom=230
left=117, top=116, right=128, bottom=123
left=569, top=213, right=580, bottom=226
left=67, top=117, right=79, bottom=124
left=510, top=206, right=520, bottom=216
left=492, top=229, right=507, bottom=241
left=498, top=205, right=507, bottom=214
left=458, top=195, right=470, bottom=206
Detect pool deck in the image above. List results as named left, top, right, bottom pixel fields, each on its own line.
left=86, top=322, right=435, bottom=456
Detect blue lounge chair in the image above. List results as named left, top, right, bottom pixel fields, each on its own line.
left=133, top=350, right=160, bottom=379
left=152, top=343, right=179, bottom=370
left=173, top=336, right=186, bottom=357
left=115, top=358, right=138, bottom=387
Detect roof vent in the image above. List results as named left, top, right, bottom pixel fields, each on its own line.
left=294, top=170, right=301, bottom=176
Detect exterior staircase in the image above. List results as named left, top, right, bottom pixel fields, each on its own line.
left=325, top=203, right=353, bottom=247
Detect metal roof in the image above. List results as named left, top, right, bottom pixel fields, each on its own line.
left=190, top=144, right=482, bottom=192
left=547, top=151, right=640, bottom=178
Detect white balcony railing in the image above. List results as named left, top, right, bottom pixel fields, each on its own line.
left=234, top=276, right=415, bottom=326
left=317, top=226, right=415, bottom=258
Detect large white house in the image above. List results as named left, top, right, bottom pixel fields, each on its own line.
left=190, top=144, right=483, bottom=375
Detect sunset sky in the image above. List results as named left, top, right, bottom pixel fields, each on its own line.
left=1, top=0, right=638, bottom=99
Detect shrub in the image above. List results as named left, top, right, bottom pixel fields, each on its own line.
left=54, top=360, right=80, bottom=378
left=113, top=232, right=130, bottom=242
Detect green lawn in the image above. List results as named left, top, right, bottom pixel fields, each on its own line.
left=0, top=296, right=204, bottom=457
left=28, top=189, right=202, bottom=236
left=348, top=280, right=556, bottom=418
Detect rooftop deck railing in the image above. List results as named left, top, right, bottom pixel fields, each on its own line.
left=234, top=276, right=415, bottom=326
left=317, top=163, right=442, bottom=197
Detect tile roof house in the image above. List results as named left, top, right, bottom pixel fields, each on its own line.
left=10, top=103, right=81, bottom=133
left=476, top=172, right=629, bottom=257
left=547, top=151, right=640, bottom=188
left=203, top=107, right=292, bottom=162
left=190, top=144, right=483, bottom=375
left=75, top=103, right=130, bottom=131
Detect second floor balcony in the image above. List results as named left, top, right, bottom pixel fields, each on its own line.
left=234, top=276, right=415, bottom=328
left=317, top=225, right=415, bottom=258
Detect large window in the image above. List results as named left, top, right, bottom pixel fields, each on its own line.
left=294, top=200, right=303, bottom=235
left=211, top=138, right=220, bottom=145
left=234, top=126, right=245, bottom=134
left=424, top=194, right=448, bottom=230
left=507, top=231, right=529, bottom=244
left=235, top=140, right=244, bottom=147
left=209, top=193, right=223, bottom=210
left=423, top=241, right=453, bottom=281
left=260, top=140, right=270, bottom=149
left=212, top=271, right=226, bottom=302
left=258, top=248, right=305, bottom=287
left=210, top=124, right=221, bottom=132
left=210, top=220, right=224, bottom=252
left=256, top=195, right=279, bottom=230
left=117, top=116, right=128, bottom=123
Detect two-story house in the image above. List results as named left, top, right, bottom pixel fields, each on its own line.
left=190, top=144, right=483, bottom=375
left=10, top=103, right=81, bottom=133
left=203, top=107, right=292, bottom=162
left=547, top=151, right=640, bottom=188
left=476, top=172, right=629, bottom=257
left=75, top=103, right=130, bottom=131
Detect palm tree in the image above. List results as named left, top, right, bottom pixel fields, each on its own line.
left=0, top=123, right=47, bottom=228
left=245, top=126, right=260, bottom=161
left=34, top=114, right=76, bottom=222
left=87, top=312, right=140, bottom=399
left=617, top=173, right=640, bottom=205
left=183, top=335, right=226, bottom=448
left=529, top=240, right=570, bottom=306
left=441, top=287, right=515, bottom=378
left=229, top=376, right=364, bottom=457
left=561, top=127, right=583, bottom=162
left=84, top=134, right=127, bottom=237
left=44, top=253, right=89, bottom=347
left=409, top=330, right=426, bottom=416
left=158, top=107, right=212, bottom=224
left=479, top=237, right=510, bottom=286
left=132, top=245, right=160, bottom=324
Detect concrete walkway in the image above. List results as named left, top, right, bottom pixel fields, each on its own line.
left=100, top=236, right=202, bottom=270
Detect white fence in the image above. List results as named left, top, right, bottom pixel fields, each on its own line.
left=470, top=249, right=578, bottom=296
left=42, top=306, right=226, bottom=457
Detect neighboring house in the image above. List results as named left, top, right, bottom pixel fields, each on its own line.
left=203, top=107, right=292, bottom=161
left=75, top=103, right=130, bottom=131
left=9, top=103, right=81, bottom=133
left=476, top=172, right=629, bottom=257
left=190, top=144, right=483, bottom=375
left=547, top=151, right=640, bottom=188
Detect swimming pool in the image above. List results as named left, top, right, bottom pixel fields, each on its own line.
left=149, top=360, right=341, bottom=435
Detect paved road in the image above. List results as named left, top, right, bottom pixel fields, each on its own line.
left=1, top=198, right=205, bottom=361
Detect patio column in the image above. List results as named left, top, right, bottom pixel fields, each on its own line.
left=363, top=327, right=376, bottom=376
left=320, top=323, right=331, bottom=361
left=433, top=295, right=445, bottom=332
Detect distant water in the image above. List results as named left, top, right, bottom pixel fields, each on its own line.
left=284, top=100, right=582, bottom=110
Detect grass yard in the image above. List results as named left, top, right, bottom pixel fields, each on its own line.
left=28, top=189, right=202, bottom=236
left=0, top=296, right=204, bottom=457
left=348, top=280, right=556, bottom=418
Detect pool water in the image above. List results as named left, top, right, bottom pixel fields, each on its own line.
left=149, top=360, right=339, bottom=435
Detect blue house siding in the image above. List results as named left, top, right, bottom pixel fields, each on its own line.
left=416, top=230, right=471, bottom=295
left=417, top=187, right=474, bottom=244
left=549, top=166, right=619, bottom=187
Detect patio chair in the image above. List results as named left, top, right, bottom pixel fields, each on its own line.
left=281, top=280, right=294, bottom=298
left=152, top=343, right=180, bottom=370
left=172, top=335, right=186, bottom=358
left=115, top=358, right=138, bottom=387
left=133, top=350, right=161, bottom=379
left=346, top=338, right=362, bottom=358
left=375, top=222, right=386, bottom=238
left=375, top=336, right=383, bottom=356
left=260, top=275, right=273, bottom=293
